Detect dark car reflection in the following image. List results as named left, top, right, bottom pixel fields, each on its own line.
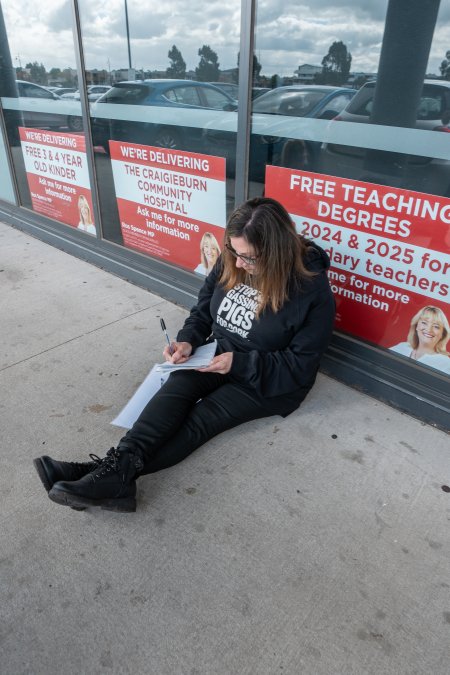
left=320, top=79, right=450, bottom=196
left=207, top=82, right=270, bottom=100
left=203, top=85, right=356, bottom=180
left=91, top=79, right=237, bottom=154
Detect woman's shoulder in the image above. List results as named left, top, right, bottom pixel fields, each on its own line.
left=302, top=240, right=330, bottom=274
left=424, top=351, right=450, bottom=369
left=194, top=263, right=207, bottom=275
left=390, top=342, right=411, bottom=355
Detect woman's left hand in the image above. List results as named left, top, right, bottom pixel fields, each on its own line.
left=198, top=352, right=233, bottom=374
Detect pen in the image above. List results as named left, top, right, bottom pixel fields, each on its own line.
left=160, top=318, right=173, bottom=354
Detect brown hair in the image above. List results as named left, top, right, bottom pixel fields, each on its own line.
left=219, top=197, right=313, bottom=314
left=407, top=305, right=450, bottom=354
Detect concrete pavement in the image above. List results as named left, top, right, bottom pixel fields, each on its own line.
left=1, top=221, right=449, bottom=675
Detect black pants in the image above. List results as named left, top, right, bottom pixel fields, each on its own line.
left=117, top=370, right=297, bottom=475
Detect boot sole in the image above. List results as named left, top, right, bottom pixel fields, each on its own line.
left=33, top=457, right=86, bottom=511
left=48, top=485, right=136, bottom=513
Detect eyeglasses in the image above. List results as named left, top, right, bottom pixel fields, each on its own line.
left=225, top=243, right=259, bottom=266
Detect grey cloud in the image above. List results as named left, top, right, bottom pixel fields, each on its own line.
left=4, top=0, right=448, bottom=77
left=293, top=0, right=388, bottom=22
left=436, top=4, right=450, bottom=22
left=257, top=0, right=388, bottom=25
left=256, top=36, right=316, bottom=53
left=45, top=3, right=74, bottom=33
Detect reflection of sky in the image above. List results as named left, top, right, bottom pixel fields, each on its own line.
left=3, top=0, right=450, bottom=77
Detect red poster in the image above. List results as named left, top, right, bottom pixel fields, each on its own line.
left=19, top=127, right=96, bottom=235
left=110, top=141, right=226, bottom=275
left=266, top=167, right=450, bottom=375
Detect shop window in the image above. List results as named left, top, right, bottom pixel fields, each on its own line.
left=0, top=0, right=97, bottom=237
left=251, top=0, right=450, bottom=378
left=78, top=0, right=240, bottom=277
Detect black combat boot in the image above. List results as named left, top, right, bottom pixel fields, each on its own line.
left=48, top=447, right=144, bottom=513
left=33, top=454, right=101, bottom=492
left=33, top=454, right=102, bottom=511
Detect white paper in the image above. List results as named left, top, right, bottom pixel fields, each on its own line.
left=111, top=365, right=170, bottom=429
left=155, top=341, right=217, bottom=372
left=111, top=341, right=217, bottom=429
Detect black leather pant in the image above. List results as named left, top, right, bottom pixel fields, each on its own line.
left=117, top=369, right=296, bottom=475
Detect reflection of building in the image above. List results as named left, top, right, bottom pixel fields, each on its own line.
left=219, top=68, right=239, bottom=84
left=0, top=0, right=448, bottom=429
left=295, top=64, right=322, bottom=83
left=346, top=71, right=377, bottom=87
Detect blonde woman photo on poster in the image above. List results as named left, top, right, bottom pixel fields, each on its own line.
left=390, top=305, right=450, bottom=375
left=77, top=194, right=96, bottom=236
left=194, top=232, right=221, bottom=276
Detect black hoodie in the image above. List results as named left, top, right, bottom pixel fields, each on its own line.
left=177, top=241, right=335, bottom=409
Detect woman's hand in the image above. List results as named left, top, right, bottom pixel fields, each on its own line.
left=163, top=341, right=193, bottom=364
left=198, top=352, right=233, bottom=375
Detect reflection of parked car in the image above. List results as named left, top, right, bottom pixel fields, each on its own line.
left=209, top=82, right=239, bottom=100
left=62, top=85, right=112, bottom=101
left=15, top=80, right=71, bottom=129
left=91, top=79, right=237, bottom=153
left=252, top=87, right=270, bottom=99
left=86, top=85, right=112, bottom=101
left=60, top=86, right=112, bottom=131
left=252, top=85, right=355, bottom=119
left=208, top=83, right=270, bottom=101
left=203, top=85, right=356, bottom=179
left=320, top=80, right=450, bottom=195
left=47, top=87, right=77, bottom=96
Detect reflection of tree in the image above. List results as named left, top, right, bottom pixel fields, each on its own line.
left=62, top=68, right=77, bottom=87
left=440, top=49, right=450, bottom=80
left=315, top=41, right=352, bottom=85
left=26, top=61, right=47, bottom=84
left=237, top=52, right=262, bottom=84
left=167, top=45, right=186, bottom=79
left=270, top=74, right=280, bottom=89
left=49, top=67, right=62, bottom=80
left=195, top=45, right=220, bottom=82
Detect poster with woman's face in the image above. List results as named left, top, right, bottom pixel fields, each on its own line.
left=265, top=167, right=450, bottom=376
left=19, top=127, right=97, bottom=236
left=109, top=141, right=226, bottom=273
left=194, top=232, right=222, bottom=276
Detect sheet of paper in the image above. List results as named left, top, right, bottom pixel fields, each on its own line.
left=111, top=365, right=170, bottom=429
left=111, top=342, right=217, bottom=429
left=155, top=340, right=217, bottom=372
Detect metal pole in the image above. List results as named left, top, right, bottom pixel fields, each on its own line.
left=364, top=0, right=441, bottom=181
left=234, top=0, right=256, bottom=206
left=125, top=0, right=132, bottom=70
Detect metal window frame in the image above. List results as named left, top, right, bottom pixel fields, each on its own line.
left=235, top=0, right=256, bottom=205
left=70, top=0, right=103, bottom=238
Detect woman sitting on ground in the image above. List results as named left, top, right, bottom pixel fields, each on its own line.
left=33, top=196, right=336, bottom=513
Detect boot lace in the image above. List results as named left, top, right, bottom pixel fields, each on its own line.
left=91, top=448, right=121, bottom=480
left=90, top=448, right=144, bottom=481
left=71, top=454, right=101, bottom=470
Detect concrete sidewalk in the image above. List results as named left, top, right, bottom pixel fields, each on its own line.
left=1, top=221, right=449, bottom=675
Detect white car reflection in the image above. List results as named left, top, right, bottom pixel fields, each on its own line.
left=6, top=80, right=84, bottom=132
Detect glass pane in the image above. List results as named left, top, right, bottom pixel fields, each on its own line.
left=0, top=125, right=15, bottom=203
left=0, top=1, right=97, bottom=236
left=254, top=0, right=450, bottom=378
left=79, top=0, right=240, bottom=276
